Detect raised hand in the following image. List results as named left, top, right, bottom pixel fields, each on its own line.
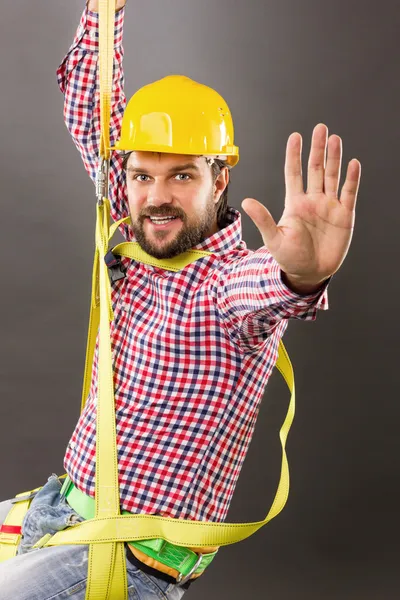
left=87, top=0, right=127, bottom=11
left=241, top=123, right=361, bottom=293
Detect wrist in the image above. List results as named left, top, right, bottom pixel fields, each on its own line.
left=281, top=272, right=329, bottom=295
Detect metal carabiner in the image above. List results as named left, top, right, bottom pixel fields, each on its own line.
left=96, top=157, right=110, bottom=206
left=175, top=553, right=204, bottom=587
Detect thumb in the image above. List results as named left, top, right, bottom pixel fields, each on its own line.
left=241, top=198, right=278, bottom=248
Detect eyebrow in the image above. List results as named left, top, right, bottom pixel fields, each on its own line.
left=126, top=163, right=201, bottom=175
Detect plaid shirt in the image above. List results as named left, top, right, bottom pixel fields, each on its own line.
left=56, top=7, right=329, bottom=522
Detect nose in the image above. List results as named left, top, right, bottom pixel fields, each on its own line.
left=147, top=179, right=173, bottom=207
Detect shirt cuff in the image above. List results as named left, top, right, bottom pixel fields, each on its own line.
left=268, top=257, right=330, bottom=312
left=72, top=6, right=125, bottom=52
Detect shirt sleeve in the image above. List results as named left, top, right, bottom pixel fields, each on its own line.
left=56, top=7, right=132, bottom=241
left=217, top=246, right=330, bottom=349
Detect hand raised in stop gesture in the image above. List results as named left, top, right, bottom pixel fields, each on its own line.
left=242, top=123, right=361, bottom=294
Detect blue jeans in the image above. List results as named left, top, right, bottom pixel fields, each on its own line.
left=0, top=474, right=186, bottom=600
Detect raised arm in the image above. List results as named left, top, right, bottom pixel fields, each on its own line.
left=217, top=121, right=361, bottom=350
left=57, top=1, right=132, bottom=238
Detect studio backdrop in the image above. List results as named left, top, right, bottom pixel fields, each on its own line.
left=0, top=1, right=399, bottom=598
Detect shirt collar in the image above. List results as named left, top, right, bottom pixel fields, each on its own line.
left=193, top=206, right=246, bottom=254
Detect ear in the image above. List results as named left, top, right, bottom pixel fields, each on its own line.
left=214, top=167, right=230, bottom=203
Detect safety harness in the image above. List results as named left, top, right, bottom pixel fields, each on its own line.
left=0, top=2, right=296, bottom=598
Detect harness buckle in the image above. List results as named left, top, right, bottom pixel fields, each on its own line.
left=105, top=250, right=127, bottom=283
left=175, top=553, right=203, bottom=587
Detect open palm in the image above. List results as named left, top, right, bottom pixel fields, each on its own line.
left=242, top=124, right=361, bottom=286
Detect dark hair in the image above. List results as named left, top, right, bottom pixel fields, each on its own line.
left=121, top=152, right=230, bottom=229
left=210, top=159, right=230, bottom=228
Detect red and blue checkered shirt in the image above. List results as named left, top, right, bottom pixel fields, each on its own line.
left=57, top=7, right=329, bottom=522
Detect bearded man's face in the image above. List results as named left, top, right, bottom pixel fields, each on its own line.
left=125, top=152, right=228, bottom=258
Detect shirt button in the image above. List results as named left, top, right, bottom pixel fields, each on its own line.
left=89, top=29, right=97, bottom=40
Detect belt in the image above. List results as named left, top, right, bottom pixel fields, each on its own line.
left=60, top=476, right=217, bottom=586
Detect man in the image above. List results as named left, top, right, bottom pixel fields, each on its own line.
left=0, top=0, right=360, bottom=598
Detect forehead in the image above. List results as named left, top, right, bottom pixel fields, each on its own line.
left=126, top=151, right=207, bottom=173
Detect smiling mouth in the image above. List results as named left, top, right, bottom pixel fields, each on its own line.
left=146, top=216, right=182, bottom=229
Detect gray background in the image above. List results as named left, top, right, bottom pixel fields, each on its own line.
left=1, top=0, right=399, bottom=598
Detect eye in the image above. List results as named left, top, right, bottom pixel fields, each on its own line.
left=174, top=174, right=191, bottom=181
left=133, top=174, right=150, bottom=182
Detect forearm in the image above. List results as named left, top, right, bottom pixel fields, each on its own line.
left=56, top=6, right=131, bottom=238
left=57, top=8, right=125, bottom=184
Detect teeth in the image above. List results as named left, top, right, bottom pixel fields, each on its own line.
left=150, top=217, right=177, bottom=223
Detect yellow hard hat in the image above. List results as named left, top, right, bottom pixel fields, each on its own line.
left=113, top=75, right=239, bottom=167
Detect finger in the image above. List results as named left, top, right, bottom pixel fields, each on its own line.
left=241, top=198, right=279, bottom=248
left=306, top=123, right=328, bottom=195
left=339, top=159, right=361, bottom=211
left=324, top=135, right=342, bottom=199
left=284, top=132, right=304, bottom=197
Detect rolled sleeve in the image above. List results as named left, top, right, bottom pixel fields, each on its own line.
left=79, top=8, right=125, bottom=51
left=268, top=254, right=330, bottom=320
left=217, top=246, right=330, bottom=347
left=57, top=7, right=125, bottom=93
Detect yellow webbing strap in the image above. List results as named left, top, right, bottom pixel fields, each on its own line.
left=84, top=1, right=128, bottom=597
left=38, top=208, right=296, bottom=554
left=112, top=241, right=213, bottom=272
left=98, top=0, right=115, bottom=160
left=84, top=199, right=127, bottom=600
left=0, top=487, right=42, bottom=562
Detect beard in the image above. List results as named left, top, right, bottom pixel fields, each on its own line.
left=130, top=193, right=218, bottom=259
